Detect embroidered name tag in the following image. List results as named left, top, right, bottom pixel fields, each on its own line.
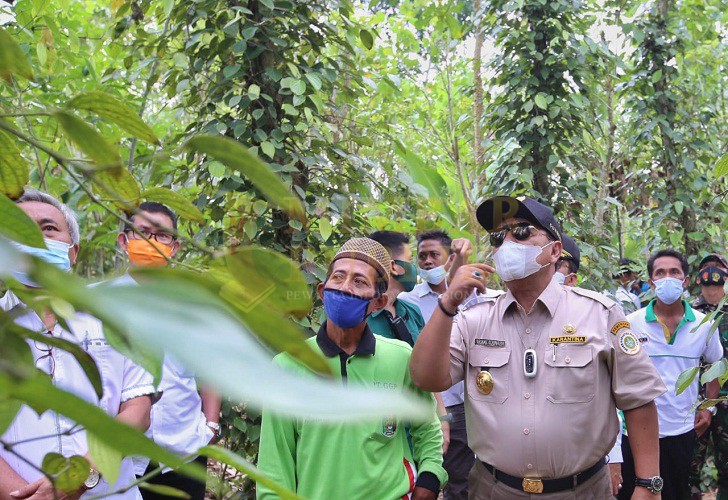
left=611, top=321, right=631, bottom=336
left=475, top=339, right=506, bottom=348
left=549, top=336, right=586, bottom=344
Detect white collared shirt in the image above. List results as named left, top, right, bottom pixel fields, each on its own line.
left=93, top=275, right=213, bottom=474
left=0, top=293, right=154, bottom=499
left=399, top=282, right=503, bottom=407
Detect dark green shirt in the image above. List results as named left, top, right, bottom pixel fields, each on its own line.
left=367, top=299, right=425, bottom=346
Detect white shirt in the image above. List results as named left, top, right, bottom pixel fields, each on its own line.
left=613, top=286, right=641, bottom=314
left=94, top=275, right=213, bottom=474
left=628, top=301, right=723, bottom=437
left=0, top=293, right=154, bottom=499
left=399, top=282, right=503, bottom=407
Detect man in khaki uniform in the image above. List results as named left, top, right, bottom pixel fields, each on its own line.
left=411, top=196, right=667, bottom=499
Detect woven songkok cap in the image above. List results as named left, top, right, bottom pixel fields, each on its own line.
left=331, top=237, right=392, bottom=281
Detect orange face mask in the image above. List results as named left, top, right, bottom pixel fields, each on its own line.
left=126, top=238, right=172, bottom=267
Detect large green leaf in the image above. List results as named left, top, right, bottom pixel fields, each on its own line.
left=715, top=153, right=728, bottom=178
left=92, top=167, right=141, bottom=209
left=0, top=399, right=22, bottom=435
left=0, top=193, right=46, bottom=248
left=198, top=445, right=299, bottom=499
left=394, top=142, right=454, bottom=222
left=0, top=375, right=206, bottom=482
left=36, top=267, right=430, bottom=421
left=54, top=111, right=122, bottom=169
left=675, top=366, right=699, bottom=395
left=139, top=483, right=190, bottom=499
left=87, top=431, right=123, bottom=487
left=41, top=453, right=89, bottom=492
left=0, top=28, right=34, bottom=82
left=0, top=131, right=29, bottom=199
left=700, top=358, right=728, bottom=385
left=183, top=135, right=305, bottom=221
left=140, top=187, right=204, bottom=223
left=67, top=91, right=160, bottom=145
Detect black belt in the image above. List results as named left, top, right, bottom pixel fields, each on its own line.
left=481, top=458, right=606, bottom=494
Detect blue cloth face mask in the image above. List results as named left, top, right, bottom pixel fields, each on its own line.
left=10, top=238, right=73, bottom=287
left=323, top=288, right=376, bottom=329
left=653, top=277, right=684, bottom=305
left=417, top=265, right=447, bottom=286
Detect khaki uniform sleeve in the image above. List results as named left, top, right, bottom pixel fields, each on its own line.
left=607, top=306, right=666, bottom=410
left=449, top=313, right=468, bottom=386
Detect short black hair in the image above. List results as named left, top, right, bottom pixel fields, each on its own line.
left=125, top=202, right=178, bottom=232
left=556, top=258, right=578, bottom=275
left=647, top=249, right=689, bottom=278
left=368, top=231, right=410, bottom=259
left=416, top=230, right=452, bottom=253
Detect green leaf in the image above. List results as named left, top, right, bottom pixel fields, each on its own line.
left=0, top=28, right=34, bottom=82
left=687, top=231, right=706, bottom=242
left=359, top=29, right=374, bottom=50
left=652, top=69, right=663, bottom=83
left=0, top=193, right=46, bottom=247
left=700, top=358, right=728, bottom=385
left=67, top=91, right=159, bottom=145
left=289, top=80, right=306, bottom=95
left=199, top=445, right=299, bottom=499
left=140, top=187, right=204, bottom=222
left=41, top=454, right=89, bottom=492
left=248, top=84, right=261, bottom=100
left=715, top=153, right=728, bottom=178
left=260, top=141, right=275, bottom=159
left=675, top=366, right=699, bottom=395
left=54, top=111, right=122, bottom=169
left=674, top=201, right=683, bottom=215
left=0, top=399, right=21, bottom=435
left=183, top=135, right=305, bottom=221
left=534, top=94, right=548, bottom=110
left=140, top=483, right=190, bottom=499
left=0, top=131, right=29, bottom=199
left=92, top=167, right=141, bottom=210
left=87, top=432, right=123, bottom=487
left=319, top=217, right=332, bottom=242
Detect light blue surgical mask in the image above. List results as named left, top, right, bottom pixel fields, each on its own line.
left=418, top=265, right=447, bottom=285
left=654, top=277, right=684, bottom=305
left=553, top=272, right=567, bottom=285
left=9, top=238, right=73, bottom=286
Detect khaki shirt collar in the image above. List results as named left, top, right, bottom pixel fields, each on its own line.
left=500, top=276, right=563, bottom=318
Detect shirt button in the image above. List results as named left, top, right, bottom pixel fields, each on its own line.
left=484, top=358, right=490, bottom=364
left=527, top=464, right=534, bottom=470
left=525, top=328, right=532, bottom=334
left=523, top=428, right=530, bottom=435
left=524, top=393, right=531, bottom=399
left=565, top=357, right=571, bottom=364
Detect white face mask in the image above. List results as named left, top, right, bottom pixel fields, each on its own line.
left=494, top=240, right=554, bottom=282
left=654, top=277, right=684, bottom=305
left=553, top=272, right=567, bottom=285
left=418, top=265, right=448, bottom=285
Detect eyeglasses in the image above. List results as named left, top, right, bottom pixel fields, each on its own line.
left=126, top=230, right=175, bottom=246
left=489, top=223, right=537, bottom=247
left=34, top=338, right=55, bottom=379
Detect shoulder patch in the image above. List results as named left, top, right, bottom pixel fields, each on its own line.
left=617, top=330, right=641, bottom=356
left=610, top=321, right=631, bottom=336
left=571, top=287, right=617, bottom=308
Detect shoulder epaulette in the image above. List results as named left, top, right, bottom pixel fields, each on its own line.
left=571, top=287, right=616, bottom=308
left=461, top=292, right=502, bottom=312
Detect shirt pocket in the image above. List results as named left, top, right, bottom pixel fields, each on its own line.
left=368, top=416, right=401, bottom=444
left=467, top=348, right=511, bottom=404
left=544, top=345, right=595, bottom=404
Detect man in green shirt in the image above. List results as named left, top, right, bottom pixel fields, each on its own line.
left=257, top=237, right=447, bottom=499
left=367, top=231, right=425, bottom=346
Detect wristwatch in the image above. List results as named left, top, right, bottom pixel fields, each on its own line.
left=706, top=405, right=718, bottom=416
left=84, top=468, right=100, bottom=490
left=634, top=476, right=663, bottom=494
left=206, top=421, right=221, bottom=435
left=438, top=413, right=453, bottom=423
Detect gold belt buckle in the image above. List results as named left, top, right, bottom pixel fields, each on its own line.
left=522, top=478, right=544, bottom=494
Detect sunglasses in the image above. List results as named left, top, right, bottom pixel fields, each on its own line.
left=489, top=223, right=537, bottom=247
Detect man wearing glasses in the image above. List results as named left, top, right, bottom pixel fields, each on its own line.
left=411, top=195, right=666, bottom=498
left=98, top=202, right=220, bottom=500
left=0, top=190, right=155, bottom=500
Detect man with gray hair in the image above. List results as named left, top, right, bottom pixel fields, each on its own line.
left=0, top=189, right=155, bottom=500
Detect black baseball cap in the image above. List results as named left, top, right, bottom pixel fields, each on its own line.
left=560, top=234, right=580, bottom=272
left=698, top=253, right=728, bottom=270
left=476, top=196, right=562, bottom=242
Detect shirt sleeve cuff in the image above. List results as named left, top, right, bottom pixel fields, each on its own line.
left=120, top=383, right=156, bottom=403
left=415, top=471, right=440, bottom=492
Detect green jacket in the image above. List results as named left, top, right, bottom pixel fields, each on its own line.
left=257, top=324, right=447, bottom=499
left=367, top=298, right=425, bottom=346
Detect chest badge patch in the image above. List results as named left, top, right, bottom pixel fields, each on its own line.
left=475, top=339, right=506, bottom=348
left=618, top=331, right=641, bottom=355
left=563, top=324, right=577, bottom=335
left=382, top=417, right=397, bottom=437
left=550, top=335, right=586, bottom=344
